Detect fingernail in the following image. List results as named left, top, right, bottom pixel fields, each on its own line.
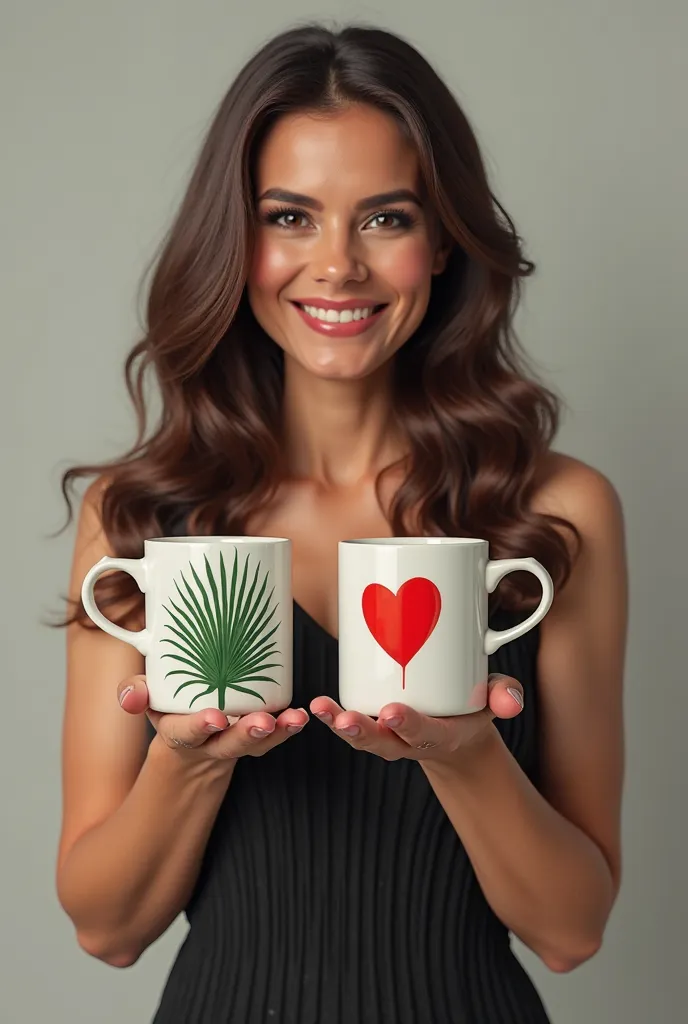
left=250, top=727, right=270, bottom=738
left=316, top=712, right=333, bottom=725
left=286, top=723, right=304, bottom=734
left=118, top=685, right=134, bottom=706
left=381, top=715, right=403, bottom=728
left=506, top=687, right=524, bottom=709
left=339, top=725, right=360, bottom=737
left=206, top=722, right=224, bottom=732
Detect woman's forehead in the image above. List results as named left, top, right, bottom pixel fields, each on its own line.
left=254, top=106, right=422, bottom=196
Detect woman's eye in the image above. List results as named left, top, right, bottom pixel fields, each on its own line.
left=279, top=213, right=307, bottom=228
left=366, top=211, right=413, bottom=230
left=262, top=208, right=311, bottom=229
left=370, top=214, right=397, bottom=228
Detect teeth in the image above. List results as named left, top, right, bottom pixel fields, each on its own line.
left=302, top=304, right=374, bottom=323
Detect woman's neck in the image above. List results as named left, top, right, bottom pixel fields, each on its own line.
left=281, top=356, right=406, bottom=486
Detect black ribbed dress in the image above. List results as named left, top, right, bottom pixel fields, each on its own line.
left=149, top=597, right=551, bottom=1024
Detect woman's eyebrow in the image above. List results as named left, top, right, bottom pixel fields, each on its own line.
left=257, top=188, right=423, bottom=211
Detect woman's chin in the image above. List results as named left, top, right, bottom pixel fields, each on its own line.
left=307, top=362, right=376, bottom=382
left=291, top=345, right=387, bottom=383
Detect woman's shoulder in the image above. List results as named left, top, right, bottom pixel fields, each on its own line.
left=531, top=450, right=623, bottom=539
left=80, top=473, right=115, bottom=511
left=75, top=474, right=114, bottom=550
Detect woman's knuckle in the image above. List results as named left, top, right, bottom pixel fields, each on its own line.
left=168, top=732, right=195, bottom=750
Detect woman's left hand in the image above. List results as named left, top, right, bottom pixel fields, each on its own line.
left=310, top=674, right=524, bottom=764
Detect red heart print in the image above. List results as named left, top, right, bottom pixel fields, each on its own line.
left=361, top=577, right=442, bottom=688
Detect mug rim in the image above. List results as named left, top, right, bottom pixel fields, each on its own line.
left=145, top=536, right=290, bottom=545
left=340, top=537, right=487, bottom=547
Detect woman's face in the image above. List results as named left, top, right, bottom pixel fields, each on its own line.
left=247, top=104, right=449, bottom=381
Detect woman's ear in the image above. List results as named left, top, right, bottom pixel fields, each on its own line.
left=432, top=243, right=451, bottom=275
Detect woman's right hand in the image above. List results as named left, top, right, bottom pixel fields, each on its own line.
left=117, top=676, right=309, bottom=760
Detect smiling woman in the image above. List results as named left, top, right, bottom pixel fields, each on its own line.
left=55, top=20, right=625, bottom=1024
left=56, top=23, right=574, bottom=618
left=249, top=117, right=446, bottom=377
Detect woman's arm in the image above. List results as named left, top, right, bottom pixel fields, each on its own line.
left=57, top=482, right=307, bottom=966
left=56, top=483, right=235, bottom=965
left=421, top=456, right=626, bottom=971
left=58, top=736, right=236, bottom=967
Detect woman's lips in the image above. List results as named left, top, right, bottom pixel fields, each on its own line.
left=291, top=302, right=387, bottom=337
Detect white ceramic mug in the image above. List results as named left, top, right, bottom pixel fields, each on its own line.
left=81, top=536, right=292, bottom=715
left=338, top=538, right=554, bottom=717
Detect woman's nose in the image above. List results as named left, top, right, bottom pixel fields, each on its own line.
left=310, top=225, right=368, bottom=286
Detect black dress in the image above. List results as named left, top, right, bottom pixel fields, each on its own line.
left=149, top=599, right=551, bottom=1023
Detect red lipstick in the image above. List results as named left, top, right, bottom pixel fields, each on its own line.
left=290, top=299, right=387, bottom=337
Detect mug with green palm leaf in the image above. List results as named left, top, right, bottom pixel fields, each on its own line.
left=81, top=537, right=292, bottom=715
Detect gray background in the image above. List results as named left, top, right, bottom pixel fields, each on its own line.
left=2, top=1, right=686, bottom=1021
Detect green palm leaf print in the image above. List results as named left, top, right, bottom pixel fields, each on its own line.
left=160, top=548, right=282, bottom=711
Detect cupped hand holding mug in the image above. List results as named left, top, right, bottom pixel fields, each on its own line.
left=81, top=536, right=307, bottom=759
left=116, top=674, right=308, bottom=760
left=311, top=537, right=554, bottom=764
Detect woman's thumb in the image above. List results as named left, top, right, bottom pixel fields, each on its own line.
left=117, top=675, right=149, bottom=715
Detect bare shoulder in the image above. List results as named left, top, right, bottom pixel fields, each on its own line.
left=531, top=450, right=624, bottom=542
left=66, top=475, right=116, bottom=572
left=528, top=448, right=627, bottom=627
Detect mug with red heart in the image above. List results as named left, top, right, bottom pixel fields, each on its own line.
left=338, top=538, right=554, bottom=717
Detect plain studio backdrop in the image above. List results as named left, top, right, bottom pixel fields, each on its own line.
left=2, top=1, right=685, bottom=1021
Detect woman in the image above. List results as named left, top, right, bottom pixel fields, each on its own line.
left=56, top=23, right=627, bottom=1024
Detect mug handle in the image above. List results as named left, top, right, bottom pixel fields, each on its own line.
left=483, top=557, right=554, bottom=656
left=81, top=556, right=151, bottom=656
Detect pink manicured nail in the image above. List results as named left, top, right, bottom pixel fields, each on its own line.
left=250, top=727, right=270, bottom=738
left=206, top=722, right=224, bottom=732
left=286, top=723, right=304, bottom=734
left=118, top=685, right=134, bottom=706
left=381, top=716, right=403, bottom=728
left=316, top=712, right=333, bottom=724
left=339, top=725, right=360, bottom=737
left=507, top=687, right=524, bottom=709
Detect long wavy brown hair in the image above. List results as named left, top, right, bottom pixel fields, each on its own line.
left=58, top=22, right=579, bottom=629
